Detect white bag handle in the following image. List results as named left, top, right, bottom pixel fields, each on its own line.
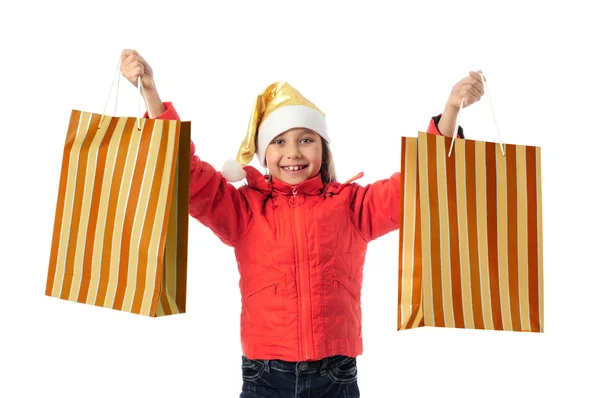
left=99, top=54, right=145, bottom=130
left=448, top=72, right=505, bottom=157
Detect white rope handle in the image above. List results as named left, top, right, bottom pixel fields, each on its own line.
left=99, top=54, right=145, bottom=130
left=448, top=72, right=505, bottom=157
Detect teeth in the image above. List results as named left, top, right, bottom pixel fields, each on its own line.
left=284, top=166, right=304, bottom=171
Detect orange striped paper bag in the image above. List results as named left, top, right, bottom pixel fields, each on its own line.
left=398, top=131, right=543, bottom=332
left=45, top=111, right=190, bottom=317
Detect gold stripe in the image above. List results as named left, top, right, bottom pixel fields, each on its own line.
left=67, top=114, right=107, bottom=301
left=408, top=158, right=423, bottom=328
left=157, top=121, right=181, bottom=316
left=517, top=145, right=531, bottom=330
left=465, top=139, right=485, bottom=329
left=475, top=141, right=494, bottom=329
left=130, top=121, right=169, bottom=315
left=175, top=123, right=190, bottom=312
left=407, top=137, right=421, bottom=328
left=76, top=117, right=120, bottom=304
left=162, top=121, right=185, bottom=315
left=51, top=112, right=90, bottom=297
left=436, top=135, right=455, bottom=327
left=121, top=120, right=163, bottom=312
left=537, top=147, right=544, bottom=331
left=418, top=133, right=434, bottom=326
left=168, top=158, right=180, bottom=311
left=141, top=120, right=178, bottom=315
left=96, top=118, right=137, bottom=307
left=86, top=117, right=129, bottom=305
left=156, top=298, right=165, bottom=317
left=486, top=142, right=504, bottom=329
left=455, top=138, right=474, bottom=329
left=398, top=136, right=409, bottom=328
left=46, top=111, right=82, bottom=296
left=61, top=113, right=102, bottom=300
left=410, top=305, right=424, bottom=328
left=444, top=136, right=465, bottom=328
left=427, top=133, right=445, bottom=327
left=496, top=144, right=512, bottom=330
left=506, top=145, right=522, bottom=330
left=163, top=164, right=180, bottom=313
left=103, top=118, right=146, bottom=308
left=112, top=119, right=155, bottom=311
left=61, top=114, right=101, bottom=300
left=399, top=137, right=418, bottom=328
left=526, top=146, right=540, bottom=332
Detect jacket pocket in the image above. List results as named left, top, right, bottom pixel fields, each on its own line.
left=241, top=269, right=286, bottom=340
left=321, top=267, right=362, bottom=341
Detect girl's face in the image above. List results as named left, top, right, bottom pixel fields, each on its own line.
left=265, top=128, right=323, bottom=186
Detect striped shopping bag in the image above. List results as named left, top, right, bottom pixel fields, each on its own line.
left=45, top=110, right=190, bottom=317
left=398, top=132, right=544, bottom=332
left=397, top=131, right=544, bottom=332
left=398, top=74, right=544, bottom=332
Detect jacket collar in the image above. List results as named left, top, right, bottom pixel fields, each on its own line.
left=244, top=166, right=324, bottom=196
left=243, top=166, right=364, bottom=197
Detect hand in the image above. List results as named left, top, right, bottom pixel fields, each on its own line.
left=437, top=70, right=485, bottom=137
left=120, top=49, right=155, bottom=91
left=445, top=70, right=485, bottom=111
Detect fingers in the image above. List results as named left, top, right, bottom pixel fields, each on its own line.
left=120, top=49, right=148, bottom=70
left=119, top=49, right=155, bottom=90
left=120, top=58, right=144, bottom=78
left=121, top=54, right=142, bottom=69
left=120, top=50, right=142, bottom=69
left=465, top=74, right=483, bottom=95
left=120, top=49, right=152, bottom=78
left=126, top=60, right=144, bottom=75
left=451, top=70, right=486, bottom=107
left=469, top=70, right=483, bottom=84
left=121, top=49, right=138, bottom=59
left=462, top=88, right=480, bottom=107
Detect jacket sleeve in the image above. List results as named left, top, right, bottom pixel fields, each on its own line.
left=147, top=102, right=252, bottom=246
left=349, top=173, right=403, bottom=242
left=349, top=116, right=464, bottom=242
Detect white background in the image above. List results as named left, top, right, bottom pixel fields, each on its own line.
left=1, top=0, right=598, bottom=397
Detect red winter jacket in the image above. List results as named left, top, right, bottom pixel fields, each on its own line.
left=150, top=102, right=453, bottom=361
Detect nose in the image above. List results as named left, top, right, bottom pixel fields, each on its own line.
left=285, top=143, right=302, bottom=159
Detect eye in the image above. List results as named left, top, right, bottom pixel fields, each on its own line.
left=272, top=139, right=284, bottom=145
left=301, top=138, right=314, bottom=144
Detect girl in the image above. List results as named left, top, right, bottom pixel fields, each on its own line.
left=120, top=49, right=483, bottom=397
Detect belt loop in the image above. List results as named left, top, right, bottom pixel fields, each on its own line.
left=263, top=360, right=271, bottom=373
left=320, top=357, right=329, bottom=376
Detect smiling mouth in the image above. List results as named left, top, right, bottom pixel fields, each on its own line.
left=281, top=165, right=308, bottom=171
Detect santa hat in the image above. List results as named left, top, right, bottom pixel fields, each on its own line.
left=222, top=82, right=330, bottom=182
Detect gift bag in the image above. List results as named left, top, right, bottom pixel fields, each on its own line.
left=45, top=62, right=190, bottom=317
left=398, top=77, right=544, bottom=332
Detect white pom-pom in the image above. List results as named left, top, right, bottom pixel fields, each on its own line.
left=221, top=158, right=247, bottom=182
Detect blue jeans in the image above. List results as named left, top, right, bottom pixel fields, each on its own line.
left=240, top=354, right=360, bottom=397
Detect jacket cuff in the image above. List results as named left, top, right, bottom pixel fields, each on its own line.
left=142, top=101, right=180, bottom=120
left=429, top=114, right=464, bottom=139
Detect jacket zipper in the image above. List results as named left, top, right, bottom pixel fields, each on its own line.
left=290, top=188, right=313, bottom=360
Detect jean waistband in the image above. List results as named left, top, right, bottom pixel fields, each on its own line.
left=242, top=355, right=355, bottom=376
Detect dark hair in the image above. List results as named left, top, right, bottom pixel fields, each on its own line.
left=320, top=137, right=337, bottom=185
